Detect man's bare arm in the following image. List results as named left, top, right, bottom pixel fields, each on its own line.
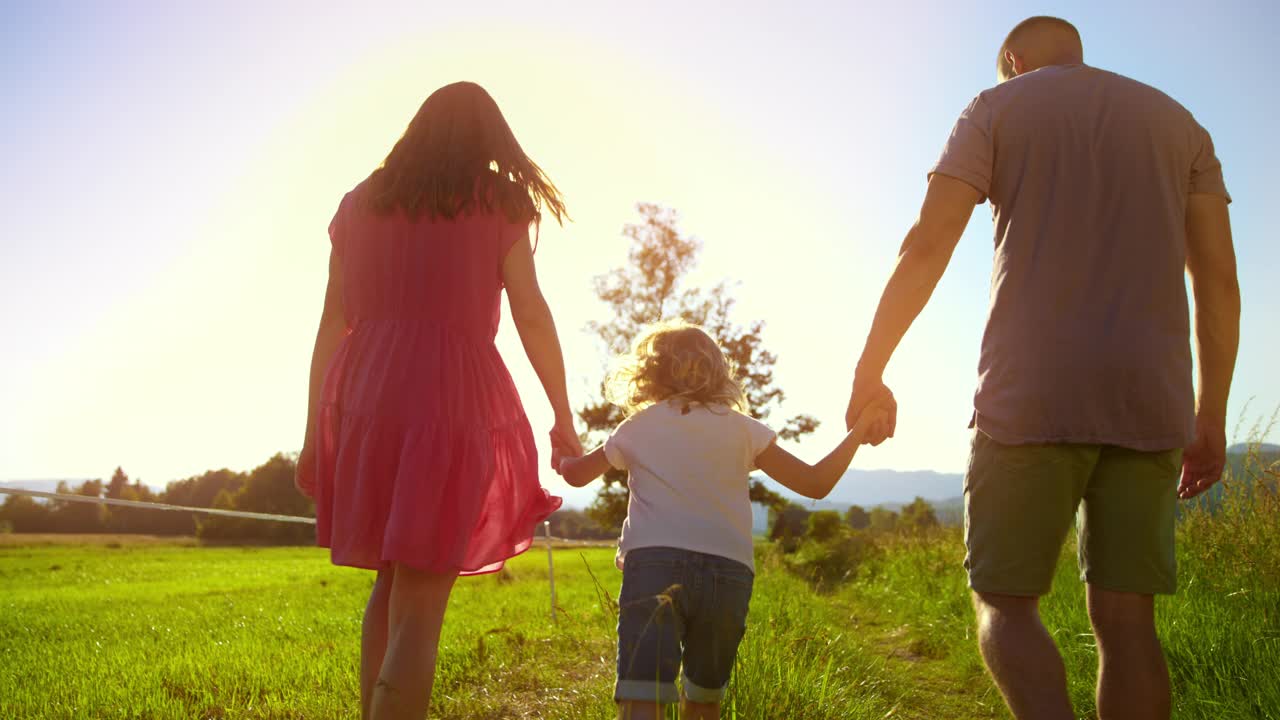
left=846, top=174, right=982, bottom=435
left=1180, top=193, right=1240, bottom=499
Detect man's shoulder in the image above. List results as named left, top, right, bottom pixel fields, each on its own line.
left=979, top=65, right=1190, bottom=117
left=1091, top=67, right=1189, bottom=110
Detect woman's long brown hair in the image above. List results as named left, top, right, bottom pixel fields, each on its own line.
left=365, top=82, right=566, bottom=226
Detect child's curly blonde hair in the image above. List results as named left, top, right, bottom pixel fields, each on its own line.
left=606, top=321, right=746, bottom=415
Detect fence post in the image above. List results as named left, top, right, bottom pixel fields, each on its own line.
left=544, top=520, right=557, bottom=623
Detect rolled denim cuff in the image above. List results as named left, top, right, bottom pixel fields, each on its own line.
left=681, top=672, right=727, bottom=704
left=614, top=679, right=680, bottom=705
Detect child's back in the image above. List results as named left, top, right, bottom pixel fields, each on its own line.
left=607, top=400, right=774, bottom=571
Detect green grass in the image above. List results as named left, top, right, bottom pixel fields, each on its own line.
left=0, top=540, right=993, bottom=719
left=2, top=452, right=1276, bottom=720
left=840, top=446, right=1280, bottom=720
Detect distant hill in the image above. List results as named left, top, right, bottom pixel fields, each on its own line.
left=758, top=468, right=965, bottom=509
left=0, top=479, right=167, bottom=498
left=0, top=480, right=87, bottom=495
left=746, top=468, right=967, bottom=534
left=1228, top=442, right=1280, bottom=455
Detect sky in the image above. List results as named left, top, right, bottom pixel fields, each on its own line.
left=2, top=0, right=1277, bottom=502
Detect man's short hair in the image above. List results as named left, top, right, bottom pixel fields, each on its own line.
left=997, top=16, right=1082, bottom=81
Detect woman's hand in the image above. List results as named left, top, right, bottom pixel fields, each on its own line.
left=549, top=414, right=583, bottom=473
left=295, top=445, right=317, bottom=498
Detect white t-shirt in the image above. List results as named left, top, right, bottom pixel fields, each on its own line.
left=604, top=400, right=777, bottom=572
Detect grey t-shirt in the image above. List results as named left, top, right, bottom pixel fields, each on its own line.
left=931, top=64, right=1230, bottom=451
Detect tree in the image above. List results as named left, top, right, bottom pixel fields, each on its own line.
left=806, top=510, right=844, bottom=543
left=156, top=469, right=248, bottom=535
left=768, top=502, right=811, bottom=545
left=844, top=504, right=870, bottom=530
left=0, top=494, right=54, bottom=533
left=868, top=506, right=899, bottom=533
left=899, top=496, right=939, bottom=533
left=579, top=204, right=819, bottom=530
left=48, top=479, right=106, bottom=533
left=198, top=454, right=314, bottom=544
left=105, top=467, right=130, bottom=499
left=547, top=509, right=614, bottom=540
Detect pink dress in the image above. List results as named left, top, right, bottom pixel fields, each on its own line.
left=312, top=186, right=562, bottom=575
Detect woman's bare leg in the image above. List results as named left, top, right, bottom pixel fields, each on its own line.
left=361, top=568, right=395, bottom=719
left=369, top=563, right=457, bottom=720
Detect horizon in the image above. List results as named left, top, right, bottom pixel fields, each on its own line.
left=2, top=1, right=1277, bottom=494
left=8, top=439, right=1278, bottom=512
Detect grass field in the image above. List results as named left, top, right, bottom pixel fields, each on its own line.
left=0, top=539, right=987, bottom=720
left=2, top=464, right=1277, bottom=720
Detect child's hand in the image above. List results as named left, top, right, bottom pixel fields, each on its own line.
left=850, top=403, right=891, bottom=445
left=549, top=416, right=583, bottom=473
left=553, top=444, right=585, bottom=477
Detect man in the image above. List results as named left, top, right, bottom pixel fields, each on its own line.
left=845, top=16, right=1239, bottom=720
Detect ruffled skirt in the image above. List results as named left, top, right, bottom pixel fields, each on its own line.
left=313, top=321, right=561, bottom=575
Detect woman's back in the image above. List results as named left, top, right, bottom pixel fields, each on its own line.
left=324, top=187, right=532, bottom=427
left=333, top=187, right=525, bottom=338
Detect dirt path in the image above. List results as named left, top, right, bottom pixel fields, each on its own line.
left=834, top=597, right=1008, bottom=720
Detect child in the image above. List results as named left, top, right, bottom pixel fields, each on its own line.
left=557, top=321, right=887, bottom=720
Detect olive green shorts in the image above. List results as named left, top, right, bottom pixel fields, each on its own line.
left=963, top=430, right=1180, bottom=597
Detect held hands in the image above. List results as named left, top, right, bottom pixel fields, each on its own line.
left=549, top=413, right=584, bottom=474
left=846, top=377, right=897, bottom=446
left=849, top=400, right=892, bottom=445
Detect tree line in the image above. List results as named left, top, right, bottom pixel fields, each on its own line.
left=0, top=454, right=620, bottom=543
left=0, top=454, right=313, bottom=543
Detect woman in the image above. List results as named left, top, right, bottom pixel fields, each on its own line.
left=295, top=81, right=581, bottom=720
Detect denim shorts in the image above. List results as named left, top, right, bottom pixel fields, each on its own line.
left=614, top=546, right=754, bottom=705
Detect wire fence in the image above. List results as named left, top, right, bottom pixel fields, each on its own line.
left=0, top=486, right=608, bottom=621
left=0, top=487, right=316, bottom=524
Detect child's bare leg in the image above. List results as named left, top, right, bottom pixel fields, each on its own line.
left=616, top=701, right=661, bottom=720
left=361, top=567, right=395, bottom=719
left=680, top=695, right=719, bottom=720
left=370, top=563, right=457, bottom=720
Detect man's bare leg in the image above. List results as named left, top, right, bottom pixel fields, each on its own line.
left=973, top=591, right=1074, bottom=720
left=1088, top=586, right=1170, bottom=720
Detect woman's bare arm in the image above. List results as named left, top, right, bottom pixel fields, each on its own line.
left=297, top=249, right=347, bottom=493
left=502, top=229, right=582, bottom=462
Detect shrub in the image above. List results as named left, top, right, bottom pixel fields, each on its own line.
left=768, top=502, right=811, bottom=551
left=899, top=497, right=940, bottom=533
left=868, top=507, right=899, bottom=533
left=806, top=510, right=844, bottom=542
left=845, top=504, right=870, bottom=530
left=784, top=528, right=882, bottom=588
